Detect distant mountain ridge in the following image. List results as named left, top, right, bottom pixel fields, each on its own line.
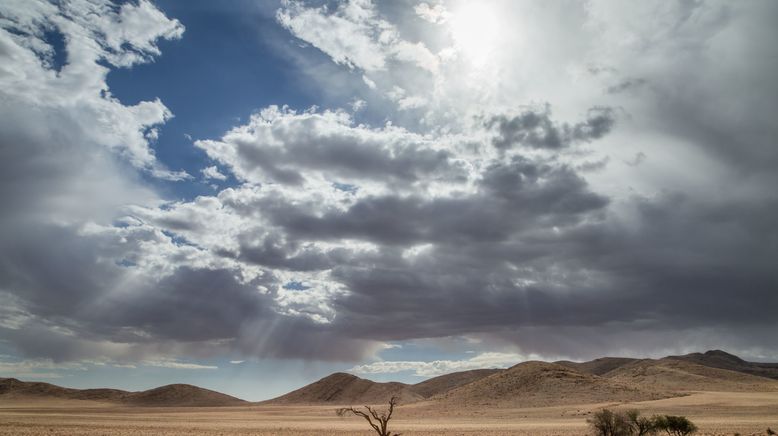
left=431, top=361, right=669, bottom=408
left=603, top=358, right=778, bottom=392
left=668, top=349, right=778, bottom=380
left=4, top=350, right=777, bottom=408
left=0, top=378, right=246, bottom=407
left=266, top=349, right=778, bottom=406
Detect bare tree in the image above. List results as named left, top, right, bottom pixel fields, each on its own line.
left=336, top=396, right=401, bottom=436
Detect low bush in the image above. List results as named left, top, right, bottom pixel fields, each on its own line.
left=588, top=409, right=697, bottom=436
left=588, top=409, right=634, bottom=436
left=651, top=414, right=697, bottom=436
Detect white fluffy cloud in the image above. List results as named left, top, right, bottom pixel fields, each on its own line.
left=194, top=105, right=468, bottom=194
left=415, top=2, right=450, bottom=25
left=350, top=352, right=530, bottom=377
left=0, top=0, right=186, bottom=180
left=277, top=0, right=438, bottom=74
left=201, top=165, right=228, bottom=181
left=140, top=360, right=218, bottom=370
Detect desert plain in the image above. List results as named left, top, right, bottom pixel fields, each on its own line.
left=3, top=351, right=778, bottom=435
left=1, top=391, right=778, bottom=436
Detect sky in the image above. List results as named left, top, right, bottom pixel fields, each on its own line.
left=0, top=0, right=777, bottom=402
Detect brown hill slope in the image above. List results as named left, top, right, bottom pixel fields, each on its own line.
left=410, top=368, right=502, bottom=398
left=0, top=378, right=127, bottom=402
left=603, top=358, right=778, bottom=392
left=555, top=357, right=638, bottom=376
left=122, top=384, right=246, bottom=406
left=265, top=372, right=422, bottom=405
left=669, top=350, right=778, bottom=380
left=432, top=361, right=668, bottom=408
left=0, top=378, right=246, bottom=406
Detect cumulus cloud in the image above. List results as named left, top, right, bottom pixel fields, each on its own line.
left=201, top=166, right=228, bottom=181
left=195, top=105, right=462, bottom=190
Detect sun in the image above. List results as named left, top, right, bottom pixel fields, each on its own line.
left=450, top=2, right=501, bottom=66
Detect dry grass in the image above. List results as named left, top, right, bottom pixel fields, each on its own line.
left=1, top=391, right=777, bottom=435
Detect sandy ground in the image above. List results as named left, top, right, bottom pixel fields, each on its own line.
left=1, top=392, right=777, bottom=435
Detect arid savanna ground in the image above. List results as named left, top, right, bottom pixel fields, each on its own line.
left=2, top=391, right=777, bottom=436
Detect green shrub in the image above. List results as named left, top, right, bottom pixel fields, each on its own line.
left=625, top=409, right=657, bottom=436
left=588, top=410, right=697, bottom=436
left=652, top=415, right=697, bottom=436
left=588, top=409, right=633, bottom=436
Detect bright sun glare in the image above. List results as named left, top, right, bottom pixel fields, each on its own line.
left=450, top=2, right=501, bottom=66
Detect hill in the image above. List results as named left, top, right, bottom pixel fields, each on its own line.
left=265, top=372, right=422, bottom=405
left=0, top=378, right=127, bottom=402
left=431, top=361, right=668, bottom=408
left=410, top=368, right=502, bottom=398
left=122, top=384, right=247, bottom=406
left=668, top=350, right=778, bottom=380
left=0, top=378, right=246, bottom=406
left=555, top=357, right=638, bottom=376
left=603, top=358, right=778, bottom=392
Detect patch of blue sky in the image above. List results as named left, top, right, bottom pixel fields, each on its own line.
left=161, top=230, right=197, bottom=248
left=104, top=0, right=320, bottom=201
left=282, top=281, right=311, bottom=291
left=41, top=27, right=67, bottom=72
left=332, top=182, right=359, bottom=194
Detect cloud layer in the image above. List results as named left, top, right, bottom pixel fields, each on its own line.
left=1, top=0, right=777, bottom=377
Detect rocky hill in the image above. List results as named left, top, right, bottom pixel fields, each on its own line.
left=431, top=361, right=668, bottom=408
left=410, top=368, right=502, bottom=398
left=668, top=350, right=778, bottom=380
left=264, top=372, right=422, bottom=405
left=603, top=358, right=778, bottom=392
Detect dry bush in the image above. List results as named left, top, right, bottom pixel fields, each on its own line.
left=336, top=396, right=401, bottom=436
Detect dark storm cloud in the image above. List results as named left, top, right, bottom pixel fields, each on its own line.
left=0, top=224, right=123, bottom=318
left=320, top=192, right=778, bottom=351
left=255, top=159, right=607, bottom=246
left=166, top=0, right=778, bottom=363
left=231, top=315, right=384, bottom=362
left=235, top=131, right=453, bottom=185
left=487, top=106, right=615, bottom=150
left=0, top=220, right=377, bottom=362
left=99, top=267, right=269, bottom=342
